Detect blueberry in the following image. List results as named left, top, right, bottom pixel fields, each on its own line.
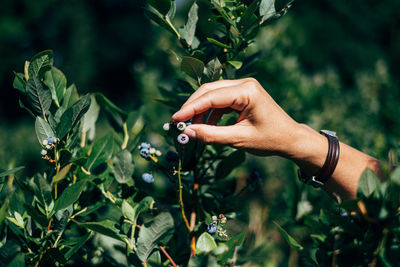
left=177, top=133, right=189, bottom=145
left=40, top=149, right=47, bottom=156
left=42, top=139, right=48, bottom=146
left=139, top=148, right=150, bottom=159
left=46, top=137, right=57, bottom=144
left=185, top=121, right=192, bottom=126
left=176, top=122, right=186, bottom=131
left=139, top=142, right=151, bottom=150
left=207, top=222, right=218, bottom=235
left=142, top=173, right=154, bottom=183
left=165, top=151, right=179, bottom=162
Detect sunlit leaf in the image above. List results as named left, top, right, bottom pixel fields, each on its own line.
left=35, top=116, right=55, bottom=144
left=196, top=232, right=217, bottom=254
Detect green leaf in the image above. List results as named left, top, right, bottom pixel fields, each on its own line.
left=0, top=166, right=24, bottom=177
left=181, top=56, right=204, bottom=82
left=26, top=76, right=52, bottom=117
left=188, top=254, right=219, bottom=267
left=56, top=94, right=91, bottom=139
left=260, top=0, right=276, bottom=21
left=7, top=253, right=25, bottom=267
left=28, top=50, right=53, bottom=78
left=273, top=221, right=303, bottom=252
left=180, top=2, right=198, bottom=47
left=144, top=9, right=180, bottom=39
left=52, top=163, right=73, bottom=184
left=227, top=61, right=243, bottom=70
left=206, top=37, right=231, bottom=49
left=64, top=232, right=93, bottom=260
left=147, top=0, right=171, bottom=16
left=0, top=201, right=7, bottom=225
left=43, top=66, right=67, bottom=107
left=85, top=132, right=114, bottom=172
left=122, top=200, right=136, bottom=222
left=0, top=240, right=20, bottom=266
left=216, top=150, right=246, bottom=179
left=30, top=174, right=52, bottom=215
left=147, top=250, right=162, bottom=266
left=196, top=232, right=217, bottom=254
left=81, top=95, right=100, bottom=141
left=357, top=168, right=381, bottom=198
left=238, top=0, right=261, bottom=30
left=53, top=181, right=85, bottom=212
left=74, top=219, right=124, bottom=241
left=62, top=84, right=79, bottom=109
left=113, top=150, right=134, bottom=184
left=35, top=116, right=55, bottom=144
left=137, top=212, right=174, bottom=262
left=203, top=58, right=222, bottom=83
left=13, top=72, right=26, bottom=93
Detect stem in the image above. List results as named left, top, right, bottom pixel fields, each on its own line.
left=178, top=159, right=191, bottom=231
left=160, top=245, right=178, bottom=267
left=370, top=228, right=389, bottom=267
left=54, top=183, right=58, bottom=199
left=121, top=122, right=129, bottom=150
left=130, top=224, right=135, bottom=250
left=189, top=169, right=199, bottom=257
left=165, top=15, right=181, bottom=40
left=80, top=130, right=87, bottom=148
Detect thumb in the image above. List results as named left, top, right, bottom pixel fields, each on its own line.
left=183, top=124, right=243, bottom=145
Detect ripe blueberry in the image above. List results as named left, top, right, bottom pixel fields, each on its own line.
left=142, top=173, right=154, bottom=183
left=177, top=133, right=189, bottom=144
left=139, top=142, right=151, bottom=150
left=139, top=148, right=150, bottom=159
left=207, top=222, right=218, bottom=235
left=46, top=137, right=57, bottom=144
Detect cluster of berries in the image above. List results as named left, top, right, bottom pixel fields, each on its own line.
left=142, top=173, right=154, bottom=183
left=207, top=214, right=228, bottom=238
left=40, top=137, right=59, bottom=160
left=163, top=121, right=192, bottom=145
left=138, top=142, right=162, bottom=161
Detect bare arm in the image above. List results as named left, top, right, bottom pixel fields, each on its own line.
left=172, top=78, right=381, bottom=201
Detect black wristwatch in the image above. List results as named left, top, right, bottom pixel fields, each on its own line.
left=298, top=130, right=340, bottom=188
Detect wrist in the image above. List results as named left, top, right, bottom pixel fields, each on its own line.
left=281, top=123, right=329, bottom=175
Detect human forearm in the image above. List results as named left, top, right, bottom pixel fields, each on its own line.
left=283, top=123, right=381, bottom=200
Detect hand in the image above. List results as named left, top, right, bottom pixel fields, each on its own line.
left=172, top=78, right=301, bottom=157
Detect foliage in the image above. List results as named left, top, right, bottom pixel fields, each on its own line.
left=1, top=0, right=400, bottom=266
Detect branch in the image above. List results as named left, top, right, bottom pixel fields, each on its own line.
left=178, top=159, right=191, bottom=231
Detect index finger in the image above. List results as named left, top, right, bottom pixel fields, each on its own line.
left=172, top=86, right=249, bottom=122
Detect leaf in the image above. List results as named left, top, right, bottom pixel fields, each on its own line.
left=188, top=254, right=219, bottom=267
left=227, top=61, right=243, bottom=70
left=0, top=201, right=7, bottom=225
left=28, top=50, right=53, bottom=78
left=180, top=2, right=198, bottom=47
left=85, top=133, right=114, bottom=172
left=137, top=212, right=174, bottom=262
left=147, top=0, right=171, bottom=16
left=13, top=72, right=26, bottom=93
left=56, top=94, right=91, bottom=139
left=26, top=76, right=52, bottom=117
left=35, top=116, right=55, bottom=144
left=0, top=166, right=24, bottom=177
left=238, top=0, right=261, bottom=30
left=260, top=0, right=276, bottom=21
left=113, top=150, right=134, bottom=184
left=181, top=56, right=204, bottom=82
left=144, top=9, right=180, bottom=39
left=81, top=95, right=100, bottom=137
left=7, top=253, right=25, bottom=267
left=0, top=240, right=20, bottom=266
left=30, top=174, right=52, bottom=215
left=64, top=233, right=93, bottom=260
left=62, top=84, right=79, bottom=109
left=43, top=66, right=67, bottom=107
left=74, top=219, right=124, bottom=241
left=122, top=200, right=136, bottom=222
left=52, top=163, right=73, bottom=184
left=53, top=181, right=85, bottom=212
left=206, top=38, right=231, bottom=49
left=357, top=168, right=381, bottom=198
left=203, top=58, right=222, bottom=82
left=273, top=221, right=303, bottom=252
left=216, top=150, right=246, bottom=179
left=196, top=232, right=217, bottom=254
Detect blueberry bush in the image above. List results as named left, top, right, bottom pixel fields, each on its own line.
left=1, top=0, right=400, bottom=266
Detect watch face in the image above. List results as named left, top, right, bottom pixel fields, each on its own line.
left=320, top=129, right=337, bottom=137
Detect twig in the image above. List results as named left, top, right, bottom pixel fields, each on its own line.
left=177, top=159, right=191, bottom=231
left=189, top=168, right=199, bottom=257
left=121, top=122, right=129, bottom=150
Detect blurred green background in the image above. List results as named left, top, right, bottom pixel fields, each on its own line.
left=1, top=0, right=400, bottom=265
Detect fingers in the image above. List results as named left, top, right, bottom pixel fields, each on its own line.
left=172, top=85, right=249, bottom=122
left=183, top=124, right=244, bottom=145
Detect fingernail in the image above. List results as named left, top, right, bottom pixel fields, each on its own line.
left=185, top=127, right=196, bottom=138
